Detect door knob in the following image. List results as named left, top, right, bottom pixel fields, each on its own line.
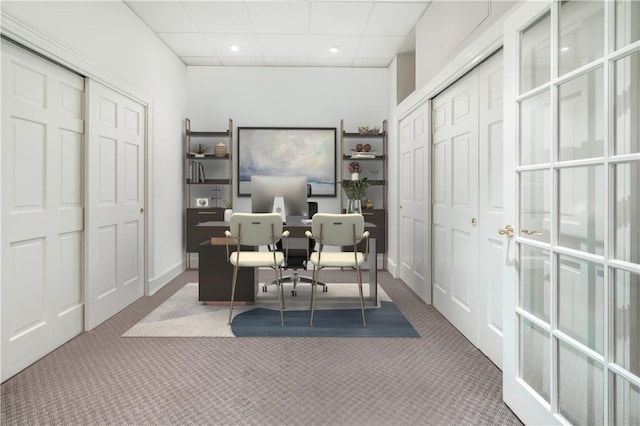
left=498, top=224, right=514, bottom=238
left=521, top=228, right=542, bottom=236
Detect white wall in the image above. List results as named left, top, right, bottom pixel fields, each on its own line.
left=415, top=0, right=516, bottom=88
left=1, top=1, right=188, bottom=291
left=186, top=66, right=389, bottom=214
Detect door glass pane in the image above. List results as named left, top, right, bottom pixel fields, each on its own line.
left=558, top=254, right=604, bottom=353
left=520, top=91, right=551, bottom=165
left=614, top=269, right=640, bottom=377
left=558, top=340, right=604, bottom=425
left=521, top=170, right=551, bottom=243
left=614, top=52, right=640, bottom=155
left=614, top=162, right=640, bottom=264
left=613, top=372, right=640, bottom=425
left=559, top=67, right=604, bottom=161
left=559, top=0, right=605, bottom=76
left=558, top=166, right=604, bottom=255
left=520, top=245, right=550, bottom=322
left=520, top=317, right=550, bottom=402
left=521, top=11, right=551, bottom=93
left=615, top=0, right=640, bottom=49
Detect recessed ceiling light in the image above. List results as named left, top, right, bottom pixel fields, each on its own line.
left=561, top=46, right=570, bottom=52
left=229, top=44, right=239, bottom=53
left=329, top=45, right=340, bottom=54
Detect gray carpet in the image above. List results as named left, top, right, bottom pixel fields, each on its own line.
left=1, top=269, right=522, bottom=425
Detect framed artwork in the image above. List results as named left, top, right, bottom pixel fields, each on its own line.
left=195, top=197, right=209, bottom=207
left=237, top=127, right=336, bottom=196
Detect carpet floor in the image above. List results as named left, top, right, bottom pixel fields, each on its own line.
left=1, top=269, right=522, bottom=425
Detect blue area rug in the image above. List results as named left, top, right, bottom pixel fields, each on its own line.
left=231, top=301, right=419, bottom=337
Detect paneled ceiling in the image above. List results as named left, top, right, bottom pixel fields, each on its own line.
left=124, top=1, right=431, bottom=67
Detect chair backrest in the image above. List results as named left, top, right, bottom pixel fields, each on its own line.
left=228, top=213, right=283, bottom=246
left=311, top=213, right=365, bottom=247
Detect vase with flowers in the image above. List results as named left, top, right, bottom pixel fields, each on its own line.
left=341, top=178, right=369, bottom=214
left=348, top=161, right=363, bottom=180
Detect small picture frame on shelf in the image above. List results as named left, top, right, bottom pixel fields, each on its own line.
left=195, top=197, right=209, bottom=207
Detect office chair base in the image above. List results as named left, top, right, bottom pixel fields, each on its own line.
left=262, top=271, right=327, bottom=296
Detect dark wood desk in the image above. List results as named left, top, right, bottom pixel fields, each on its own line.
left=198, top=238, right=257, bottom=303
left=197, top=219, right=378, bottom=305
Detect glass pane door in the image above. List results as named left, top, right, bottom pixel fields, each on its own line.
left=504, top=1, right=640, bottom=424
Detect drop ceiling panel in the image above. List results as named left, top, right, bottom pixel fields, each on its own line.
left=124, top=0, right=432, bottom=67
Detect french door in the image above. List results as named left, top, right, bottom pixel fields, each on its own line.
left=503, top=1, right=639, bottom=424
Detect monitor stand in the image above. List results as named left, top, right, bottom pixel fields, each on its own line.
left=272, top=196, right=286, bottom=222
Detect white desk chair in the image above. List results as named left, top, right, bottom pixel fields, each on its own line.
left=305, top=213, right=370, bottom=326
left=225, top=213, right=289, bottom=325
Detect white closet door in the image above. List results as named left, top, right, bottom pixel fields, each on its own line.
left=477, top=51, right=505, bottom=368
left=398, top=102, right=430, bottom=303
left=1, top=41, right=85, bottom=381
left=432, top=69, right=480, bottom=345
left=85, top=80, right=145, bottom=330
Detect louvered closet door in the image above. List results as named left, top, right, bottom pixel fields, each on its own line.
left=1, top=40, right=85, bottom=381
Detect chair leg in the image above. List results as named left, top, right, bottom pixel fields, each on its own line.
left=309, top=265, right=319, bottom=326
left=228, top=264, right=239, bottom=325
left=275, top=268, right=284, bottom=326
left=357, top=266, right=366, bottom=327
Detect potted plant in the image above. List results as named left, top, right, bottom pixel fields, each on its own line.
left=348, top=161, right=363, bottom=180
left=340, top=178, right=369, bottom=214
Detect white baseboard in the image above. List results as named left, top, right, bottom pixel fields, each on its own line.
left=386, top=257, right=399, bottom=277
left=147, top=260, right=185, bottom=295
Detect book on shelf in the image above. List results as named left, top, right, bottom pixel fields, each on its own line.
left=189, top=161, right=206, bottom=183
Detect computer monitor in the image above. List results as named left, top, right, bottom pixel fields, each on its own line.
left=251, top=175, right=308, bottom=220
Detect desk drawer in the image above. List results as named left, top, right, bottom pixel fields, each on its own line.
left=187, top=208, right=225, bottom=252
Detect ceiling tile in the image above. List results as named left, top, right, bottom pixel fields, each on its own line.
left=181, top=1, right=252, bottom=33
left=258, top=34, right=309, bottom=58
left=157, top=33, right=215, bottom=56
left=309, top=35, right=360, bottom=58
left=356, top=35, right=405, bottom=58
left=309, top=2, right=373, bottom=35
left=246, top=2, right=309, bottom=34
left=365, top=2, right=429, bottom=36
left=126, top=1, right=195, bottom=33
left=352, top=57, right=392, bottom=67
left=204, top=33, right=262, bottom=57
left=309, top=57, right=354, bottom=67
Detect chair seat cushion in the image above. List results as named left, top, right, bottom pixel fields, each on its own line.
left=230, top=251, right=285, bottom=267
left=309, top=251, right=366, bottom=267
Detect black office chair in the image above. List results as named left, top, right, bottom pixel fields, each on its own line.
left=262, top=201, right=327, bottom=296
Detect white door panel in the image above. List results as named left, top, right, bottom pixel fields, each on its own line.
left=85, top=80, right=145, bottom=330
left=399, top=103, right=430, bottom=303
left=431, top=50, right=504, bottom=368
left=1, top=41, right=84, bottom=381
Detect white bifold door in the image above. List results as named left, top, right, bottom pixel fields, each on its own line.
left=503, top=1, right=639, bottom=424
left=431, top=51, right=505, bottom=369
left=1, top=41, right=85, bottom=381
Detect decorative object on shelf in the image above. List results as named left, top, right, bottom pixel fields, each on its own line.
left=341, top=178, right=369, bottom=214
left=192, top=143, right=208, bottom=157
left=358, top=126, right=381, bottom=135
left=348, top=161, right=362, bottom=180
left=365, top=199, right=375, bottom=209
left=355, top=143, right=364, bottom=152
left=214, top=143, right=227, bottom=158
left=224, top=200, right=233, bottom=222
left=196, top=197, right=209, bottom=207
left=363, top=143, right=372, bottom=152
